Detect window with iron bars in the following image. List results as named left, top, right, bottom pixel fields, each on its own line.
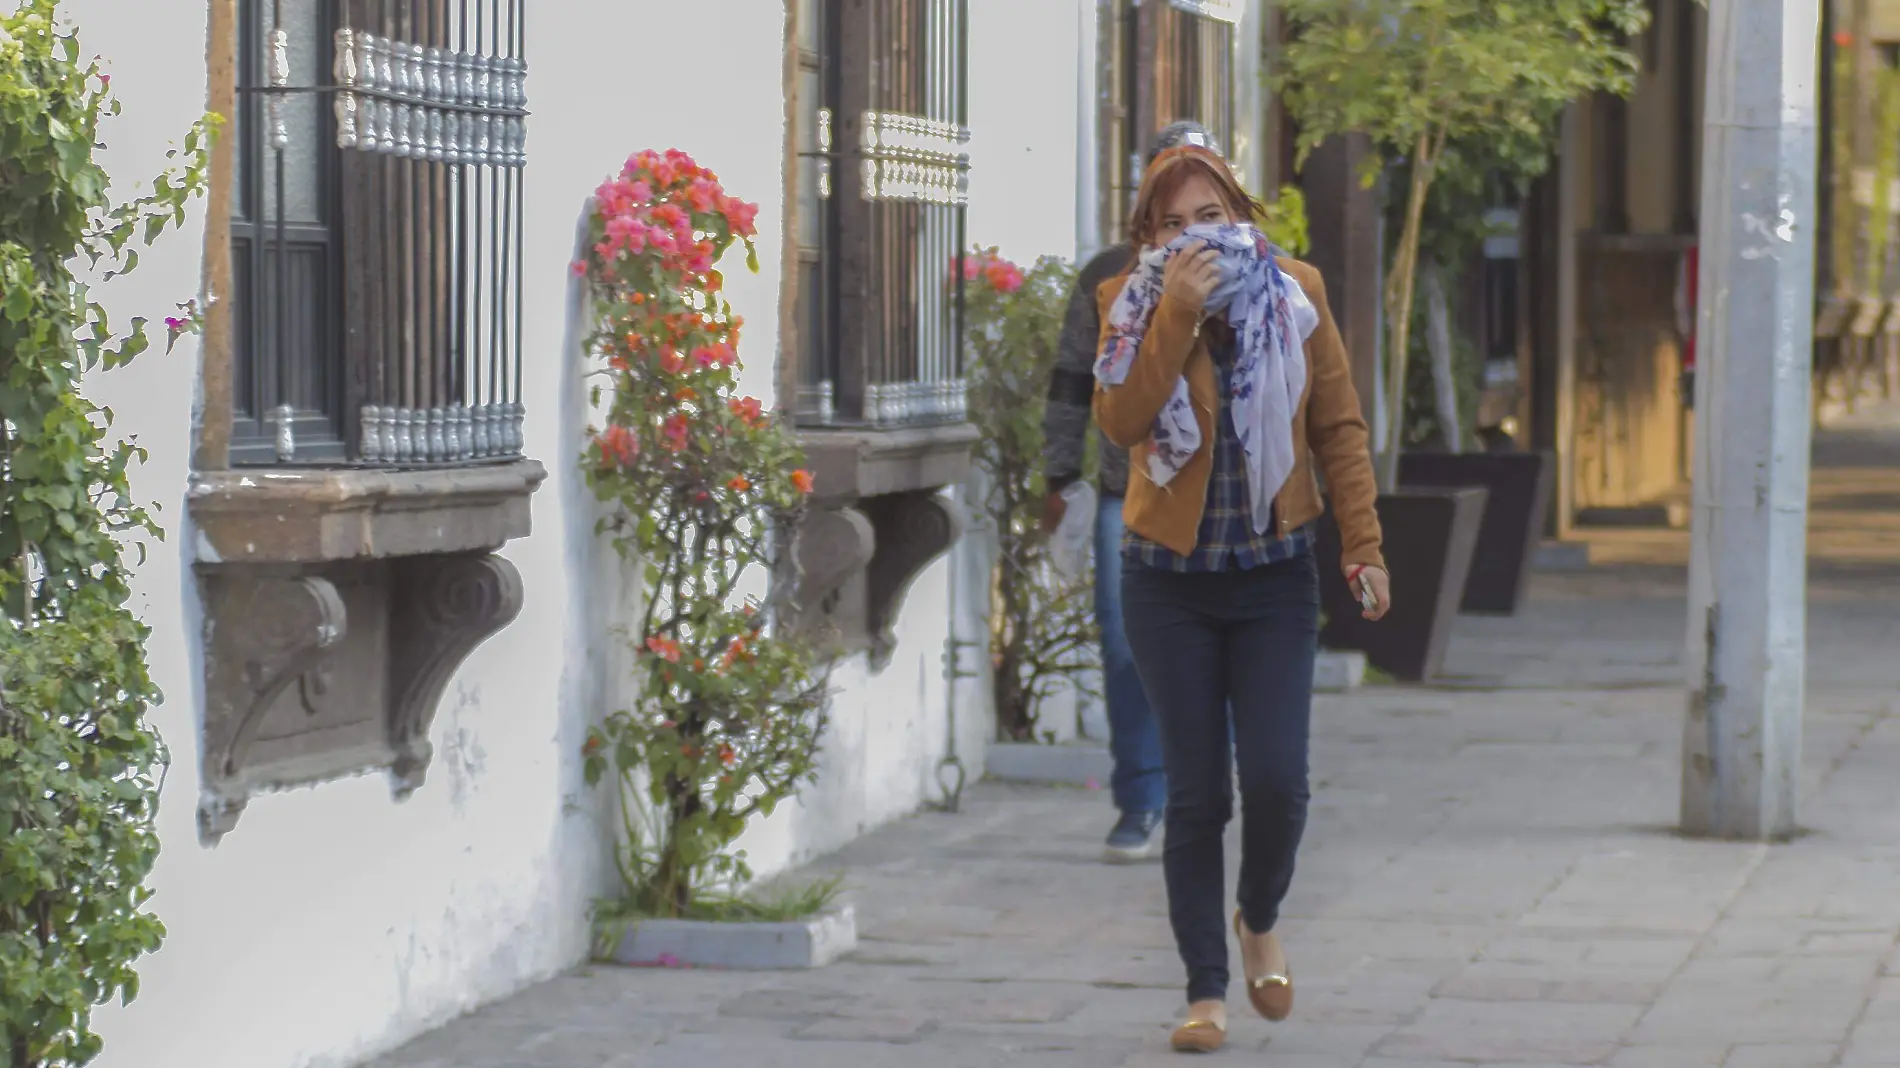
left=1097, top=0, right=1238, bottom=245
left=232, top=0, right=527, bottom=467
left=794, top=0, right=971, bottom=429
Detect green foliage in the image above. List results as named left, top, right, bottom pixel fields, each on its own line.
left=1, top=2, right=210, bottom=1064
left=1398, top=297, right=1483, bottom=451
left=1276, top=0, right=1646, bottom=175
left=1257, top=183, right=1312, bottom=258
left=0, top=611, right=166, bottom=1068
left=963, top=250, right=1099, bottom=742
left=1277, top=0, right=1646, bottom=481
left=578, top=150, right=828, bottom=921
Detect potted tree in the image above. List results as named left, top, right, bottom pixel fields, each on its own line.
left=578, top=149, right=848, bottom=970
left=1390, top=136, right=1559, bottom=615
left=1277, top=0, right=1647, bottom=677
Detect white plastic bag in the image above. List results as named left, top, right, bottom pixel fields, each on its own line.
left=1049, top=481, right=1097, bottom=582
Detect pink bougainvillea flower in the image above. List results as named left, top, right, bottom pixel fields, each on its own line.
left=661, top=412, right=691, bottom=453
left=720, top=195, right=760, bottom=238
left=644, top=635, right=682, bottom=662
left=651, top=203, right=686, bottom=229
left=570, top=260, right=587, bottom=277
left=658, top=347, right=687, bottom=375
left=686, top=177, right=719, bottom=213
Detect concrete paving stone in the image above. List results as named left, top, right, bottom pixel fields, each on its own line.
left=1722, top=1044, right=1844, bottom=1068
left=1255, top=1020, right=1394, bottom=1059
left=370, top=1019, right=549, bottom=1066
left=1859, top=976, right=1900, bottom=1021
left=1373, top=997, right=1641, bottom=1063
left=1700, top=916, right=1899, bottom=959
left=1631, top=985, right=1865, bottom=1046
left=512, top=1027, right=678, bottom=1067
left=626, top=1032, right=1139, bottom=1068
left=1602, top=1048, right=1730, bottom=1068
left=1432, top=971, right=1665, bottom=1005
left=793, top=1014, right=939, bottom=1043
left=1843, top=1017, right=1900, bottom=1062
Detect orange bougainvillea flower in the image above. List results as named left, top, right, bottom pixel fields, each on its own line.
left=717, top=743, right=737, bottom=768
left=598, top=424, right=638, bottom=469
left=727, top=475, right=751, bottom=493
left=644, top=635, right=682, bottom=662
left=791, top=469, right=815, bottom=494
left=721, top=634, right=750, bottom=669
left=675, top=387, right=698, bottom=404
left=727, top=396, right=765, bottom=427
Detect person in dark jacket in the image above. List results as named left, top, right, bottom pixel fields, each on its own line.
left=1040, top=120, right=1224, bottom=863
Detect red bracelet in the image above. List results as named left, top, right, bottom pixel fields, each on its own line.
left=1346, top=565, right=1367, bottom=584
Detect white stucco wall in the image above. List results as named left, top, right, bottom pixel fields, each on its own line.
left=966, top=0, right=1082, bottom=267
left=75, top=3, right=780, bottom=1067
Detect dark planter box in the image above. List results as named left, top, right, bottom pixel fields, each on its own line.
left=1398, top=450, right=1554, bottom=615
left=1316, top=487, right=1487, bottom=682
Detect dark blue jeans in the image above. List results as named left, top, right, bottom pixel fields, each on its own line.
left=1121, top=550, right=1319, bottom=1004
left=1096, top=495, right=1167, bottom=815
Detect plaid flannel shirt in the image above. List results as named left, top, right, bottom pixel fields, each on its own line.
left=1123, top=329, right=1313, bottom=573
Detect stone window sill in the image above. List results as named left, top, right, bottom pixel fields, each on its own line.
left=787, top=424, right=976, bottom=669
left=187, top=459, right=546, bottom=564
left=186, top=459, right=545, bottom=844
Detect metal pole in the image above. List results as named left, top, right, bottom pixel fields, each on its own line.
left=1680, top=0, right=1821, bottom=841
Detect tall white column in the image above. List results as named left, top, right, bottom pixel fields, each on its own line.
left=1680, top=0, right=1821, bottom=841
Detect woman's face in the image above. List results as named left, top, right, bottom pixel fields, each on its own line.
left=1150, top=173, right=1233, bottom=249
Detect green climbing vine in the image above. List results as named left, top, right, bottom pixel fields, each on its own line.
left=1, top=2, right=212, bottom=1064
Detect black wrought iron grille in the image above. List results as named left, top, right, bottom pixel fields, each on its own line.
left=234, top=0, right=527, bottom=467
left=798, top=0, right=970, bottom=429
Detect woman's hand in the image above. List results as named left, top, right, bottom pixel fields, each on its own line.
left=1349, top=565, right=1392, bottom=621
left=1161, top=239, right=1220, bottom=310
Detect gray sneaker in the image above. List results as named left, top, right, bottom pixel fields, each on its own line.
left=1103, top=810, right=1162, bottom=863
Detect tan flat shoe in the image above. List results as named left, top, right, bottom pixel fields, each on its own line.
left=1169, top=1000, right=1227, bottom=1053
left=1235, top=909, right=1293, bottom=1021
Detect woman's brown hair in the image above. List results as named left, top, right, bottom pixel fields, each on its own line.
left=1126, top=146, right=1264, bottom=249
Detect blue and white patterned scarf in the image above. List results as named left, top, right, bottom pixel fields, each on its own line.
left=1094, top=223, right=1319, bottom=535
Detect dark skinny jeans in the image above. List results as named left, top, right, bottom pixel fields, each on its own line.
left=1120, top=550, right=1318, bottom=1004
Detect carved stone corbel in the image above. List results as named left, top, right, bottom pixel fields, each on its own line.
left=198, top=574, right=349, bottom=844
left=386, top=553, right=524, bottom=796
left=861, top=490, right=964, bottom=671
left=785, top=506, right=876, bottom=649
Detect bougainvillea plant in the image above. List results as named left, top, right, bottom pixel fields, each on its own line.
left=961, top=247, right=1100, bottom=741
left=1, top=2, right=211, bottom=1063
left=577, top=149, right=828, bottom=921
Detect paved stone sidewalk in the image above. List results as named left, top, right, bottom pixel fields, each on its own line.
left=363, top=556, right=1900, bottom=1068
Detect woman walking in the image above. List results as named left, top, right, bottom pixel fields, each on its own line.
left=1092, top=146, right=1389, bottom=1051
